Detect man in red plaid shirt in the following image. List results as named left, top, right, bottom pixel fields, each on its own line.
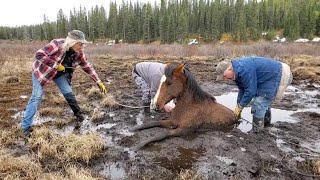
left=21, top=30, right=107, bottom=138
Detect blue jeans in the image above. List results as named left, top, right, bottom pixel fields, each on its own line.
left=251, top=96, right=272, bottom=119
left=21, top=74, right=73, bottom=132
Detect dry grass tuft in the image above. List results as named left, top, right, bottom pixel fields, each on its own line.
left=0, top=124, right=23, bottom=147
left=0, top=150, right=98, bottom=180
left=90, top=108, right=105, bottom=123
left=76, top=94, right=88, bottom=104
left=39, top=107, right=64, bottom=117
left=48, top=94, right=66, bottom=106
left=29, top=127, right=105, bottom=163
left=314, top=160, right=320, bottom=175
left=101, top=94, right=117, bottom=108
left=80, top=103, right=93, bottom=113
left=86, top=87, right=104, bottom=99
left=0, top=58, right=33, bottom=77
left=28, top=127, right=59, bottom=159
left=292, top=67, right=319, bottom=81
left=41, top=172, right=65, bottom=180
left=41, top=165, right=97, bottom=180
left=282, top=55, right=320, bottom=83
left=0, top=149, right=42, bottom=180
left=54, top=118, right=74, bottom=129
left=64, top=165, right=98, bottom=180
left=123, top=62, right=134, bottom=69
left=175, top=169, right=203, bottom=180
left=62, top=133, right=105, bottom=163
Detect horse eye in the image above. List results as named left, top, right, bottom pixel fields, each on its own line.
left=166, top=81, right=172, bottom=85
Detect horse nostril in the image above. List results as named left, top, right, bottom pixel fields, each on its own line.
left=155, top=104, right=160, bottom=111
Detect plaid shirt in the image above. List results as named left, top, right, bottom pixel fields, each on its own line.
left=33, top=39, right=101, bottom=86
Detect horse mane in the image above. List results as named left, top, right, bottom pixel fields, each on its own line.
left=165, top=63, right=216, bottom=102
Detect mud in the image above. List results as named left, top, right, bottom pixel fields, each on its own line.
left=2, top=57, right=320, bottom=179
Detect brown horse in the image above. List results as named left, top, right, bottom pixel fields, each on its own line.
left=131, top=63, right=237, bottom=150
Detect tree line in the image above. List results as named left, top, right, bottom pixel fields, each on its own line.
left=0, top=0, right=319, bottom=43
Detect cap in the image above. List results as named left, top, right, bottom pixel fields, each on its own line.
left=215, top=61, right=231, bottom=81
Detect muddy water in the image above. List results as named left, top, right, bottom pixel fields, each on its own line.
left=153, top=147, right=206, bottom=174
left=215, top=92, right=297, bottom=133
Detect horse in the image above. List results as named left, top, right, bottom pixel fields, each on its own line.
left=131, top=63, right=238, bottom=150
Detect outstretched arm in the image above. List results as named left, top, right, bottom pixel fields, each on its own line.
left=78, top=51, right=101, bottom=83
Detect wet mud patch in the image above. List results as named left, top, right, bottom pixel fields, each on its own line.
left=153, top=147, right=206, bottom=174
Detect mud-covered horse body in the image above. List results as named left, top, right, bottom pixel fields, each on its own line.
left=131, top=63, right=237, bottom=150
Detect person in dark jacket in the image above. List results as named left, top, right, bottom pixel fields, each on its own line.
left=216, top=56, right=292, bottom=133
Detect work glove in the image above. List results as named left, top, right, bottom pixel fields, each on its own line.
left=234, top=104, right=243, bottom=119
left=56, top=64, right=65, bottom=71
left=98, top=82, right=107, bottom=94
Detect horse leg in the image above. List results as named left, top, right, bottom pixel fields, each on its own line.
left=130, top=119, right=176, bottom=131
left=132, top=127, right=189, bottom=151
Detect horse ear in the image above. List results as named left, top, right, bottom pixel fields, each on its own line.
left=173, top=64, right=185, bottom=75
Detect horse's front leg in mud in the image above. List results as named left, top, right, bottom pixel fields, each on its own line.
left=132, top=127, right=189, bottom=151
left=130, top=119, right=176, bottom=131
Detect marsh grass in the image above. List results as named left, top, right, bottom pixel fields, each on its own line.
left=39, top=107, right=65, bottom=117
left=86, top=87, right=104, bottom=100
left=175, top=169, right=203, bottom=180
left=29, top=127, right=105, bottom=163
left=0, top=149, right=42, bottom=180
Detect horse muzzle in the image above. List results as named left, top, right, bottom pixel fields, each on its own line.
left=150, top=100, right=163, bottom=112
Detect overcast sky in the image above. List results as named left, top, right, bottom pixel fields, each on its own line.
left=0, top=0, right=159, bottom=27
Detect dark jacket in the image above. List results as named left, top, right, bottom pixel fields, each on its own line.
left=232, top=56, right=282, bottom=107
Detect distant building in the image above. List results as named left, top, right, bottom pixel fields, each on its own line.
left=106, top=40, right=116, bottom=46
left=188, top=39, right=199, bottom=45
left=294, top=38, right=309, bottom=43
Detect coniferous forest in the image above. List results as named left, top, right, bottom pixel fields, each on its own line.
left=0, top=0, right=319, bottom=43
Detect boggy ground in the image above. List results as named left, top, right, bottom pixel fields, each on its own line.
left=0, top=43, right=320, bottom=179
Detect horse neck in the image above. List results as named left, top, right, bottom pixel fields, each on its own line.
left=176, top=87, right=196, bottom=104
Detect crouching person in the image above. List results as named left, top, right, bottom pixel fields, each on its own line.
left=21, top=30, right=107, bottom=138
left=132, top=62, right=175, bottom=113
left=215, top=56, right=292, bottom=133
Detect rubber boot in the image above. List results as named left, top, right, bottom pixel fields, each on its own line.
left=23, top=127, right=33, bottom=143
left=250, top=116, right=264, bottom=133
left=264, top=108, right=271, bottom=127
left=64, top=93, right=84, bottom=127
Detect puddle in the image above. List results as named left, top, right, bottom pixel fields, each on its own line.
left=215, top=92, right=297, bottom=133
left=99, top=162, right=126, bottom=180
left=80, top=118, right=116, bottom=134
left=153, top=147, right=205, bottom=174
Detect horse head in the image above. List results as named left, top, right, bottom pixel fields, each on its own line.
left=152, top=63, right=187, bottom=111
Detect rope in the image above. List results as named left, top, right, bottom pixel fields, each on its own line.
left=63, top=66, right=148, bottom=109
left=113, top=101, right=149, bottom=109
